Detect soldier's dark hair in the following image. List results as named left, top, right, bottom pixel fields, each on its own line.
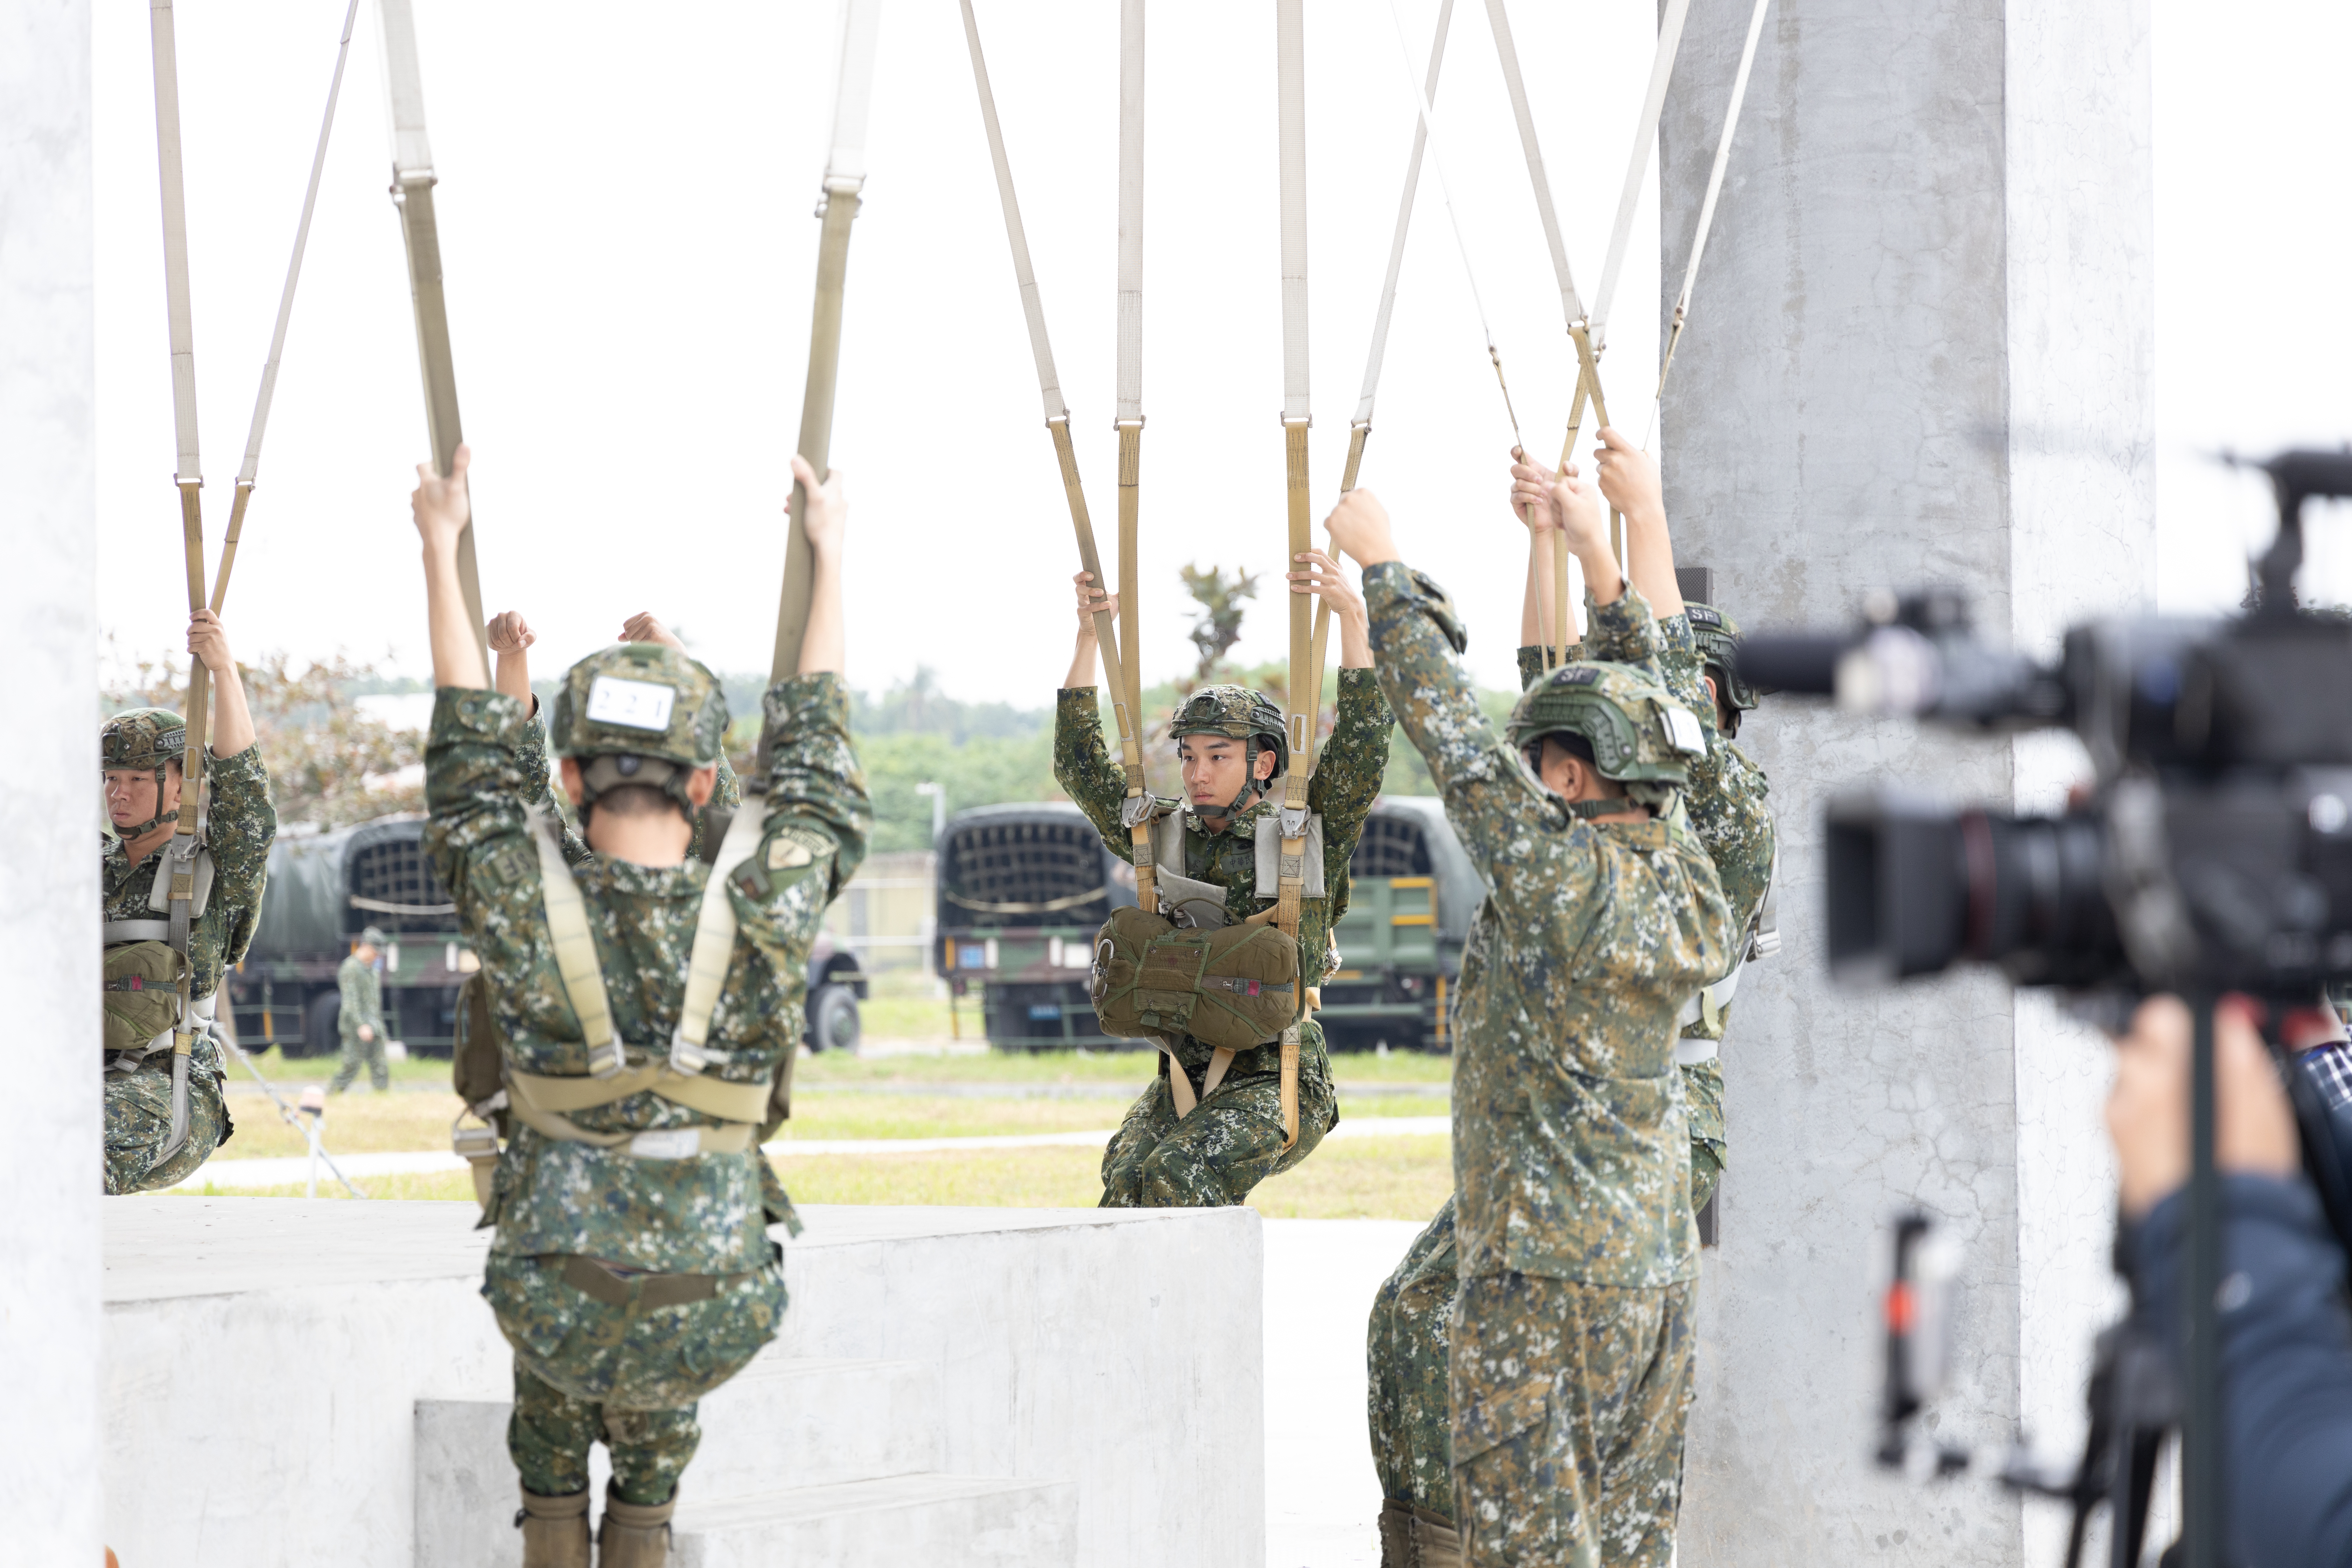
left=1522, top=731, right=1628, bottom=796
left=586, top=783, right=687, bottom=822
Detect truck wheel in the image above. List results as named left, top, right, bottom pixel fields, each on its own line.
left=299, top=990, right=341, bottom=1060
left=808, top=983, right=861, bottom=1054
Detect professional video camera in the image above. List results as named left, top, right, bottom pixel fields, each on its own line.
left=1738, top=449, right=2352, bottom=1568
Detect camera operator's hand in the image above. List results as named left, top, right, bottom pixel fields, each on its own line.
left=2108, top=995, right=2301, bottom=1219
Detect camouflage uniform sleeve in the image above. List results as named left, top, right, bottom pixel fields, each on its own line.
left=204, top=741, right=275, bottom=968
left=1052, top=688, right=1135, bottom=861
left=712, top=749, right=742, bottom=813
left=1364, top=562, right=1558, bottom=888
left=1308, top=667, right=1392, bottom=847
left=760, top=673, right=870, bottom=897
left=1516, top=644, right=1547, bottom=692
left=422, top=687, right=539, bottom=952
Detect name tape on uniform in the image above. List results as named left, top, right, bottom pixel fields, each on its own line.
left=586, top=676, right=677, bottom=732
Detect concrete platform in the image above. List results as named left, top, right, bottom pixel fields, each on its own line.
left=104, top=1199, right=1263, bottom=1567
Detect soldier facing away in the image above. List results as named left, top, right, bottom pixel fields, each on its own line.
left=1364, top=435, right=1779, bottom=1564
left=99, top=609, right=274, bottom=1193
left=413, top=446, right=868, bottom=1568
left=329, top=925, right=390, bottom=1093
left=1054, top=550, right=1394, bottom=1206
left=1329, top=468, right=1735, bottom=1568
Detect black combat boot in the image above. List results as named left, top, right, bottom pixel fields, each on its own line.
left=516, top=1486, right=590, bottom=1568
left=597, top=1482, right=677, bottom=1568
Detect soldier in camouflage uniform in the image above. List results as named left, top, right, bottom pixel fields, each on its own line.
left=329, top=926, right=391, bottom=1093
left=99, top=609, right=273, bottom=1194
left=414, top=447, right=867, bottom=1568
left=1055, top=556, right=1393, bottom=1205
left=1330, top=471, right=1735, bottom=1568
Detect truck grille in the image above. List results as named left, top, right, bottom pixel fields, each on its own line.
left=347, top=837, right=457, bottom=931
left=941, top=819, right=1108, bottom=923
left=1351, top=815, right=1433, bottom=878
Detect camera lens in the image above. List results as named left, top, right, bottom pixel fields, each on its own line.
left=1828, top=793, right=2119, bottom=986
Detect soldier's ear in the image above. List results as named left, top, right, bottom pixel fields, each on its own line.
left=559, top=757, right=586, bottom=808
left=686, top=765, right=719, bottom=807
left=1255, top=747, right=1277, bottom=781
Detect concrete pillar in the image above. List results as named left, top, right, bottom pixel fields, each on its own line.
left=0, top=0, right=105, bottom=1561
left=1657, top=0, right=2152, bottom=1562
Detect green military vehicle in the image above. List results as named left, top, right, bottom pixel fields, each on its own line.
left=224, top=813, right=866, bottom=1056
left=935, top=796, right=1477, bottom=1052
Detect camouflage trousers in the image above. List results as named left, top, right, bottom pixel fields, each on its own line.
left=1684, top=1056, right=1727, bottom=1214
left=102, top=1042, right=231, bottom=1194
left=1099, top=1026, right=1337, bottom=1208
left=482, top=1247, right=789, bottom=1504
left=1367, top=1192, right=1460, bottom=1519
left=329, top=1026, right=389, bottom=1094
left=510, top=1362, right=701, bottom=1507
left=1451, top=1273, right=1696, bottom=1568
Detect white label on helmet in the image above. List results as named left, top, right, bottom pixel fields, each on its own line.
left=1661, top=706, right=1707, bottom=756
left=586, top=676, right=676, bottom=731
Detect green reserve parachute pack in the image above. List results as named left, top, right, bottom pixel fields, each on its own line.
left=1088, top=905, right=1301, bottom=1056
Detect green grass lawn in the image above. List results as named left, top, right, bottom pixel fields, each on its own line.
left=176, top=1133, right=1455, bottom=1219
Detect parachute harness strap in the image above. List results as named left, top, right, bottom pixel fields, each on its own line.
left=962, top=0, right=1157, bottom=910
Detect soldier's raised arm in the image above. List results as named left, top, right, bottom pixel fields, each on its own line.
left=1052, top=570, right=1140, bottom=856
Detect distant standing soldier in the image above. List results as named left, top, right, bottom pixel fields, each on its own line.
left=1055, top=550, right=1394, bottom=1207
left=329, top=926, right=391, bottom=1093
left=1331, top=469, right=1734, bottom=1568
left=99, top=609, right=274, bottom=1193
left=414, top=447, right=867, bottom=1568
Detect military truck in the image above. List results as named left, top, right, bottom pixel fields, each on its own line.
left=223, top=813, right=866, bottom=1056
left=934, top=795, right=1477, bottom=1053
left=934, top=803, right=1140, bottom=1048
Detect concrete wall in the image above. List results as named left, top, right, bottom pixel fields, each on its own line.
left=0, top=0, right=104, bottom=1561
left=102, top=1199, right=1263, bottom=1568
left=1657, top=0, right=2152, bottom=1562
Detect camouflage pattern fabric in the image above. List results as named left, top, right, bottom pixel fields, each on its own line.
left=1367, top=569, right=1731, bottom=1284
left=103, top=1034, right=231, bottom=1194
left=425, top=676, right=866, bottom=1494
left=510, top=1363, right=702, bottom=1508
left=329, top=951, right=389, bottom=1093
left=489, top=1251, right=788, bottom=1503
left=1367, top=1193, right=1460, bottom=1518
left=1450, top=1272, right=1695, bottom=1568
left=1097, top=1024, right=1337, bottom=1206
left=1684, top=1055, right=1726, bottom=1213
left=100, top=741, right=271, bottom=1194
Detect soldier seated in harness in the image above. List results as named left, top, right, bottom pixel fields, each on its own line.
left=99, top=609, right=274, bottom=1194
left=414, top=447, right=869, bottom=1568
left=1055, top=553, right=1394, bottom=1207
left=1332, top=464, right=1736, bottom=1568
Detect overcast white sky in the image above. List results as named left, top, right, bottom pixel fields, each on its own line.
left=90, top=0, right=2352, bottom=701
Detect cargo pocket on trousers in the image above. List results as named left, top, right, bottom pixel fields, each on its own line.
left=1451, top=1377, right=1552, bottom=1466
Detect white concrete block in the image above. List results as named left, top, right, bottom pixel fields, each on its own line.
left=104, top=1199, right=1262, bottom=1568
left=673, top=1475, right=1079, bottom=1568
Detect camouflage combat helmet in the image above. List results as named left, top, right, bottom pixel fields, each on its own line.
left=1505, top=660, right=1707, bottom=815
left=1169, top=684, right=1288, bottom=814
left=547, top=643, right=729, bottom=816
left=1686, top=602, right=1767, bottom=731
left=99, top=707, right=188, bottom=837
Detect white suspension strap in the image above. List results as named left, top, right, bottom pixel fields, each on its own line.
left=148, top=0, right=208, bottom=1157
left=772, top=0, right=883, bottom=688
left=1272, top=0, right=1313, bottom=1151
left=959, top=0, right=1157, bottom=913
left=1643, top=0, right=1772, bottom=451
left=215, top=0, right=365, bottom=615
left=1115, top=0, right=1148, bottom=874
left=376, top=0, right=491, bottom=676
left=1482, top=0, right=1606, bottom=668
left=1303, top=0, right=1458, bottom=771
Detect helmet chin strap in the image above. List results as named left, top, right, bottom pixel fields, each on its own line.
left=114, top=763, right=175, bottom=841
left=1222, top=736, right=1268, bottom=817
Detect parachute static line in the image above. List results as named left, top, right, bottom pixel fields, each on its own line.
left=148, top=0, right=208, bottom=1157
left=959, top=0, right=1159, bottom=915
left=772, top=0, right=883, bottom=688
left=214, top=0, right=366, bottom=616
left=376, top=0, right=490, bottom=676
left=1643, top=0, right=1773, bottom=452
left=1482, top=0, right=1611, bottom=667
left=1306, top=0, right=1458, bottom=750
left=1115, top=0, right=1146, bottom=831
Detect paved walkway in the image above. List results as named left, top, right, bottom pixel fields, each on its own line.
left=176, top=1115, right=1451, bottom=1191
